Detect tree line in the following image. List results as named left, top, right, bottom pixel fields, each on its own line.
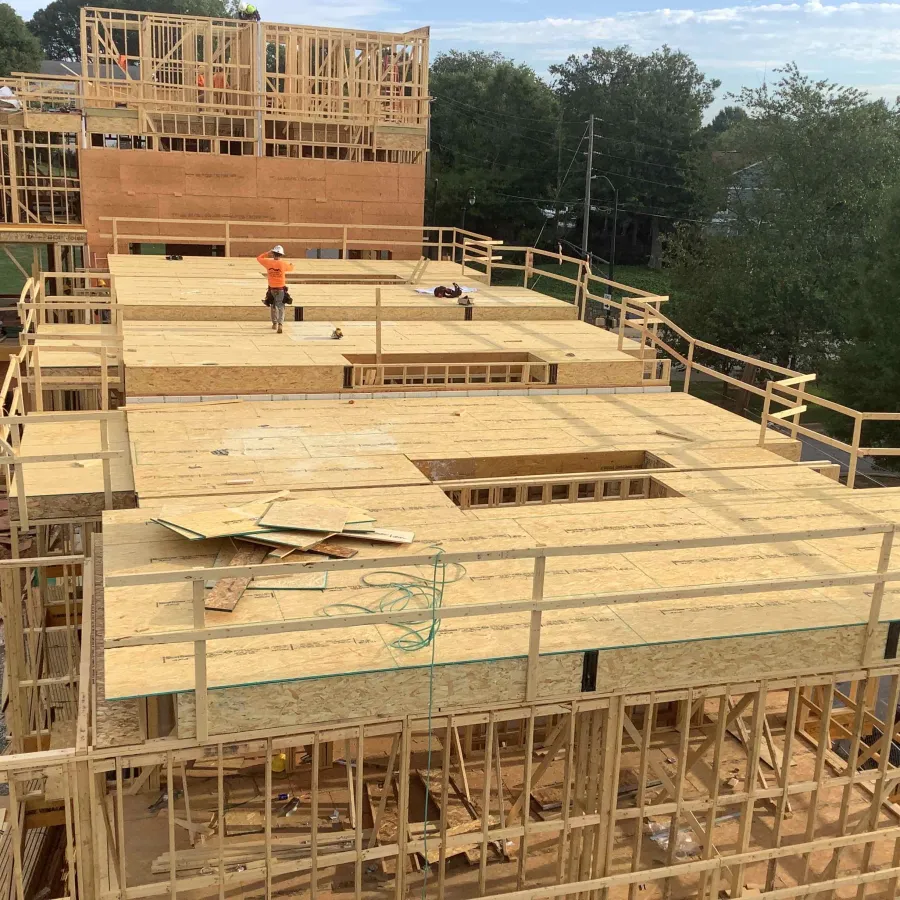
left=429, top=50, right=900, bottom=443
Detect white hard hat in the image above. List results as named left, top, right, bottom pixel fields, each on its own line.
left=271, top=245, right=285, bottom=255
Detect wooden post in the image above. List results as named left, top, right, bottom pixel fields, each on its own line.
left=2, top=567, right=25, bottom=753
left=341, top=225, right=348, bottom=259
left=684, top=341, right=695, bottom=394
left=32, top=345, right=43, bottom=412
left=863, top=529, right=895, bottom=664
left=224, top=221, right=231, bottom=257
left=848, top=415, right=863, bottom=489
left=758, top=381, right=774, bottom=447
left=193, top=580, right=208, bottom=742
left=395, top=719, right=411, bottom=900
left=525, top=555, right=545, bottom=701
left=375, top=288, right=382, bottom=384
left=311, top=734, right=320, bottom=899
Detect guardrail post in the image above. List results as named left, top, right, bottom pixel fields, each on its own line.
left=525, top=554, right=545, bottom=701
left=224, top=221, right=231, bottom=257
left=32, top=345, right=43, bottom=412
left=862, top=528, right=894, bottom=664
left=758, top=381, right=774, bottom=448
left=848, top=416, right=863, bottom=489
left=342, top=225, right=348, bottom=259
left=111, top=218, right=118, bottom=256
left=683, top=341, right=695, bottom=394
left=524, top=250, right=532, bottom=288
left=193, top=579, right=209, bottom=741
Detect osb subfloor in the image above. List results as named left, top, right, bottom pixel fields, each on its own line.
left=120, top=393, right=800, bottom=500
left=13, top=414, right=133, bottom=503
left=33, top=320, right=648, bottom=396
left=107, top=254, right=486, bottom=287
left=90, top=392, right=900, bottom=701
left=115, top=708, right=897, bottom=899
left=108, top=276, right=575, bottom=322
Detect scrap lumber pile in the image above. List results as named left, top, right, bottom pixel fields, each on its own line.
left=151, top=493, right=414, bottom=612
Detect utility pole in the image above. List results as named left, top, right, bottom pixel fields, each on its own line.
left=581, top=114, right=594, bottom=259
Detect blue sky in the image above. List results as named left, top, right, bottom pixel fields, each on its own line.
left=12, top=0, right=900, bottom=112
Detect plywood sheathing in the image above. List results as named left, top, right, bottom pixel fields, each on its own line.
left=101, top=468, right=895, bottom=702
left=120, top=393, right=799, bottom=501
left=107, top=254, right=474, bottom=282
left=93, top=399, right=900, bottom=745
left=8, top=413, right=136, bottom=520
left=91, top=534, right=145, bottom=749
left=34, top=320, right=647, bottom=396
left=81, top=153, right=427, bottom=259
left=114, top=320, right=642, bottom=395
left=113, top=282, right=574, bottom=323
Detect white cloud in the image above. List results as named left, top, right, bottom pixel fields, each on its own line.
left=429, top=0, right=900, bottom=91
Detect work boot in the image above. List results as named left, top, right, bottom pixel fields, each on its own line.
left=272, top=322, right=276, bottom=330
left=277, top=324, right=283, bottom=334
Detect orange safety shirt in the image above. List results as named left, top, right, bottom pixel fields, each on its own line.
left=257, top=252, right=294, bottom=289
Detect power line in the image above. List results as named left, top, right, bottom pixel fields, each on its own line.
left=592, top=166, right=688, bottom=191
left=431, top=139, right=546, bottom=173
left=593, top=203, right=711, bottom=224
left=484, top=188, right=581, bottom=204
left=593, top=131, right=694, bottom=156
left=592, top=148, right=688, bottom=175
left=531, top=124, right=591, bottom=274
left=433, top=94, right=584, bottom=154
left=433, top=92, right=584, bottom=127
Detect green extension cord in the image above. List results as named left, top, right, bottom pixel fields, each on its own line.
left=320, top=547, right=465, bottom=652
left=320, top=547, right=465, bottom=894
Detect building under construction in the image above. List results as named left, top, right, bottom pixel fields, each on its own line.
left=2, top=8, right=900, bottom=900
left=1, top=5, right=427, bottom=272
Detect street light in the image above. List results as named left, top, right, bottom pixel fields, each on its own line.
left=591, top=174, right=618, bottom=293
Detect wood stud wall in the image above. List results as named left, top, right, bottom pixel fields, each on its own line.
left=3, top=667, right=900, bottom=900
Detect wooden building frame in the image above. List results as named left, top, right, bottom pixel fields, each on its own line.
left=2, top=537, right=900, bottom=899
left=5, top=221, right=900, bottom=900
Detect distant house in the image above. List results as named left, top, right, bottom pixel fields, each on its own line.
left=709, top=160, right=766, bottom=234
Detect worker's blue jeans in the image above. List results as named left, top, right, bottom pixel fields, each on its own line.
left=269, top=289, right=285, bottom=325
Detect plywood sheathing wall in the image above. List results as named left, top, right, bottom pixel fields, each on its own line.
left=80, top=151, right=425, bottom=258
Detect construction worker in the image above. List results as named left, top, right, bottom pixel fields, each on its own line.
left=257, top=245, right=293, bottom=333
left=237, top=2, right=261, bottom=20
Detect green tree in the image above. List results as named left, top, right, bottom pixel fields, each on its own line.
left=827, top=186, right=900, bottom=446
left=668, top=64, right=900, bottom=371
left=29, top=0, right=234, bottom=61
left=428, top=51, right=559, bottom=244
left=705, top=105, right=748, bottom=137
left=0, top=3, right=42, bottom=76
left=550, top=46, right=719, bottom=267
